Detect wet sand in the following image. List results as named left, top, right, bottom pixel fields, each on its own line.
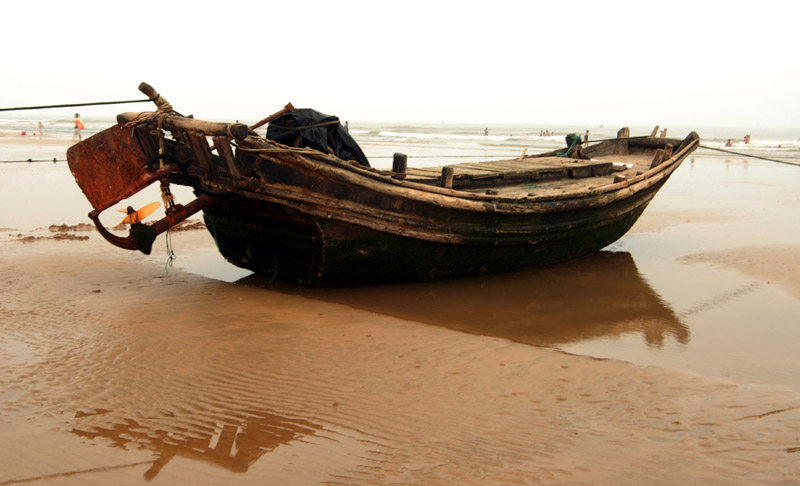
left=2, top=134, right=800, bottom=484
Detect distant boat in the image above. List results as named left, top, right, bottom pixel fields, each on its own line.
left=67, top=83, right=699, bottom=285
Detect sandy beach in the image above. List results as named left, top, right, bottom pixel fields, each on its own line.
left=2, top=131, right=800, bottom=485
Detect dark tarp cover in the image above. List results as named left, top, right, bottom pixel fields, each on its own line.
left=267, top=109, right=370, bottom=167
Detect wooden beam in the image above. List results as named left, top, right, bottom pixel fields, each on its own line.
left=186, top=131, right=216, bottom=176
left=249, top=103, right=295, bottom=130
left=213, top=136, right=241, bottom=179
left=118, top=112, right=240, bottom=138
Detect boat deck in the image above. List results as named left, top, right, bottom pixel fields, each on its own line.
left=392, top=154, right=651, bottom=198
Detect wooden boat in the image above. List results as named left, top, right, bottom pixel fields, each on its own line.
left=67, top=83, right=700, bottom=285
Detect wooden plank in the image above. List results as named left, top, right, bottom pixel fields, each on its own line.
left=650, top=149, right=665, bottom=168
left=405, top=167, right=441, bottom=176
left=592, top=162, right=613, bottom=176
left=450, top=166, right=500, bottom=176
left=186, top=131, right=216, bottom=176
left=568, top=165, right=594, bottom=178
left=534, top=167, right=568, bottom=181
left=213, top=136, right=240, bottom=179
left=482, top=161, right=544, bottom=171
left=496, top=169, right=541, bottom=180
left=406, top=157, right=617, bottom=188
left=133, top=125, right=159, bottom=159
left=454, top=163, right=508, bottom=174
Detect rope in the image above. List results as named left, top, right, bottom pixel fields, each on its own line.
left=368, top=154, right=522, bottom=159
left=0, top=158, right=62, bottom=163
left=557, top=136, right=582, bottom=158
left=164, top=230, right=176, bottom=275
left=698, top=145, right=800, bottom=167
left=0, top=99, right=150, bottom=112
left=122, top=102, right=177, bottom=129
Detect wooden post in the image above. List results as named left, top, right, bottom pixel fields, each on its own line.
left=650, top=148, right=665, bottom=168
left=213, top=136, right=241, bottom=179
left=441, top=166, right=454, bottom=188
left=186, top=131, right=216, bottom=176
left=616, top=127, right=630, bottom=155
left=663, top=143, right=674, bottom=160
left=249, top=103, right=295, bottom=130
left=392, top=152, right=407, bottom=180
left=650, top=126, right=660, bottom=137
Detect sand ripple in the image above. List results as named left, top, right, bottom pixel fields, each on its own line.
left=2, top=239, right=800, bottom=485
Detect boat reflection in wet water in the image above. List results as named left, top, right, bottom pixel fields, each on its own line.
left=245, top=251, right=688, bottom=349
left=71, top=409, right=321, bottom=480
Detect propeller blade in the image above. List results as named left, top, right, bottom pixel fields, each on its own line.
left=117, top=202, right=161, bottom=225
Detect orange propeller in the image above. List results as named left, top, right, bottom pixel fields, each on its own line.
left=116, top=202, right=161, bottom=225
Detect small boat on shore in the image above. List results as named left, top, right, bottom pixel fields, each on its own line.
left=67, top=83, right=699, bottom=285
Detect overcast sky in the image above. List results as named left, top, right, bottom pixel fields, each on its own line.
left=3, top=0, right=798, bottom=128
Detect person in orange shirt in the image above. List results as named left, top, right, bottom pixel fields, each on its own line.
left=74, top=113, right=85, bottom=141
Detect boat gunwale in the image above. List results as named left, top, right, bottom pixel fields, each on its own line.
left=118, top=110, right=697, bottom=209
left=233, top=133, right=698, bottom=216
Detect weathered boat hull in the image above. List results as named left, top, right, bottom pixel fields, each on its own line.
left=202, top=162, right=671, bottom=285
left=205, top=199, right=650, bottom=285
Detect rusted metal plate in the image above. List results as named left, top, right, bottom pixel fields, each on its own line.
left=67, top=124, right=158, bottom=211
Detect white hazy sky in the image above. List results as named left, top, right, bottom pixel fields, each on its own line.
left=3, top=0, right=798, bottom=128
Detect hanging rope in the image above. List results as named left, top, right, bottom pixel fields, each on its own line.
left=164, top=230, right=176, bottom=275
left=698, top=145, right=800, bottom=167
left=557, top=134, right=583, bottom=158
left=0, top=158, right=62, bottom=163
left=0, top=99, right=150, bottom=112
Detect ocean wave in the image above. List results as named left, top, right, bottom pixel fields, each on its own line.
left=376, top=130, right=521, bottom=142
left=702, top=140, right=800, bottom=151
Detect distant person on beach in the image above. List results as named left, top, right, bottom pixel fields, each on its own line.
left=38, top=121, right=43, bottom=137
left=484, top=128, right=488, bottom=136
left=743, top=134, right=751, bottom=144
left=584, top=130, right=589, bottom=143
left=73, top=113, right=85, bottom=141
left=725, top=139, right=733, bottom=147
left=344, top=121, right=349, bottom=133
